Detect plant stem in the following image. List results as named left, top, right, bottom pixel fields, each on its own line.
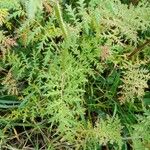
left=128, top=40, right=150, bottom=58
left=54, top=1, right=68, bottom=39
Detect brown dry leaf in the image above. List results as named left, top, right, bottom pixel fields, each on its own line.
left=100, top=46, right=111, bottom=61
left=3, top=37, right=17, bottom=49
left=43, top=1, right=52, bottom=13
left=2, top=71, right=18, bottom=95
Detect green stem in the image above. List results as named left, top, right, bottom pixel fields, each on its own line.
left=54, top=1, right=68, bottom=39
left=54, top=1, right=69, bottom=72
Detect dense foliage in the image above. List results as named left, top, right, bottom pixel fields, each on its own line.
left=0, top=0, right=150, bottom=149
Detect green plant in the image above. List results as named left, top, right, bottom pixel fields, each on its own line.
left=0, top=0, right=150, bottom=149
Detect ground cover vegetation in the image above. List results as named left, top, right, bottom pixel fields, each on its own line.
left=0, top=0, right=150, bottom=149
